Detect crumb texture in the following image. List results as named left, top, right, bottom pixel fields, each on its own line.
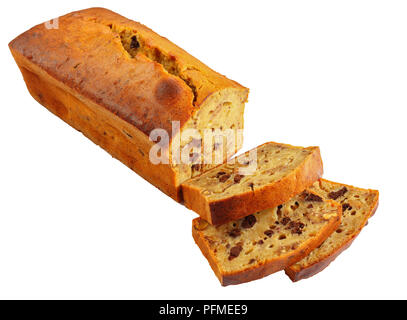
left=287, top=180, right=379, bottom=276
left=184, top=143, right=317, bottom=201
left=193, top=191, right=340, bottom=278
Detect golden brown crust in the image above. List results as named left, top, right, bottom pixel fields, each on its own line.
left=12, top=50, right=180, bottom=199
left=284, top=180, right=379, bottom=282
left=192, top=200, right=341, bottom=286
left=9, top=7, right=247, bottom=137
left=184, top=145, right=323, bottom=225
left=9, top=8, right=248, bottom=201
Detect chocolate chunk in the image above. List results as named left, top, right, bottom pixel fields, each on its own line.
left=264, top=229, right=274, bottom=237
left=303, top=192, right=323, bottom=202
left=328, top=187, right=348, bottom=200
left=234, top=174, right=244, bottom=183
left=342, top=203, right=352, bottom=211
left=257, top=240, right=264, bottom=245
left=130, top=36, right=140, bottom=49
left=228, top=245, right=243, bottom=260
left=281, top=217, right=291, bottom=225
left=249, top=259, right=256, bottom=264
left=228, top=228, right=241, bottom=238
left=219, top=174, right=230, bottom=182
left=241, top=215, right=257, bottom=229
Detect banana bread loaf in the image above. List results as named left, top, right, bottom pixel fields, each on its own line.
left=9, top=8, right=249, bottom=201
left=182, top=142, right=323, bottom=225
left=285, top=179, right=379, bottom=281
left=192, top=190, right=341, bottom=286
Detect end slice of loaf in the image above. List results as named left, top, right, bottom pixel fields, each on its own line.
left=285, top=179, right=379, bottom=282
left=183, top=142, right=323, bottom=225
left=192, top=191, right=341, bottom=286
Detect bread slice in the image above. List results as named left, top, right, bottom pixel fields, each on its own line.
left=192, top=191, right=341, bottom=286
left=182, top=142, right=323, bottom=225
left=285, top=179, right=379, bottom=282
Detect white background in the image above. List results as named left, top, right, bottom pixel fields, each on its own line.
left=0, top=0, right=406, bottom=299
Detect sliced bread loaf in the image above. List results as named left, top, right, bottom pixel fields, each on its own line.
left=192, top=190, right=341, bottom=286
left=183, top=142, right=323, bottom=225
left=285, top=179, right=379, bottom=282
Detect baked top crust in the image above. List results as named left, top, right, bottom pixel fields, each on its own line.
left=9, top=7, right=247, bottom=137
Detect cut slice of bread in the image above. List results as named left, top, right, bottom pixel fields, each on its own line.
left=285, top=179, right=379, bottom=282
left=183, top=142, right=323, bottom=225
left=192, top=190, right=341, bottom=286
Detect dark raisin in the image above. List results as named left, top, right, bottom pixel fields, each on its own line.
left=228, top=228, right=241, bottom=238
left=234, top=174, right=244, bottom=183
left=264, top=229, right=274, bottom=237
left=328, top=187, right=348, bottom=200
left=228, top=245, right=243, bottom=260
left=287, top=221, right=305, bottom=235
left=130, top=36, right=140, bottom=49
left=248, top=182, right=254, bottom=191
left=241, top=215, right=257, bottom=229
left=281, top=217, right=291, bottom=225
left=342, top=203, right=352, bottom=211
left=307, top=204, right=314, bottom=209
left=303, top=192, right=323, bottom=202
left=257, top=240, right=264, bottom=245
left=216, top=171, right=226, bottom=178
left=249, top=259, right=256, bottom=264
left=288, top=221, right=296, bottom=229
left=219, top=174, right=230, bottom=182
